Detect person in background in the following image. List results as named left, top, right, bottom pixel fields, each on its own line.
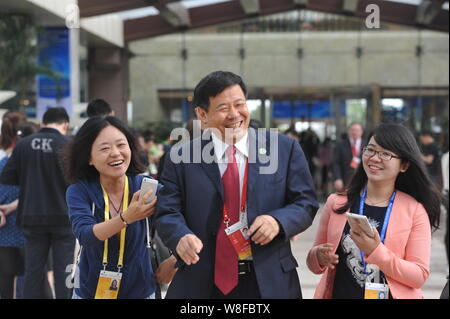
left=0, top=120, right=48, bottom=299
left=65, top=116, right=157, bottom=299
left=249, top=119, right=263, bottom=130
left=0, top=107, right=75, bottom=299
left=318, top=137, right=333, bottom=200
left=307, top=123, right=441, bottom=299
left=0, top=112, right=27, bottom=299
left=419, top=131, right=441, bottom=188
left=86, top=98, right=115, bottom=118
left=128, top=127, right=150, bottom=171
left=299, top=127, right=320, bottom=183
left=441, top=134, right=449, bottom=264
left=441, top=133, right=449, bottom=299
left=284, top=127, right=299, bottom=142
left=332, top=122, right=366, bottom=192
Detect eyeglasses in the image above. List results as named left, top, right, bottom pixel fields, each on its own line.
left=363, top=146, right=401, bottom=161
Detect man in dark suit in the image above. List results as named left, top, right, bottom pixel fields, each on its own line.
left=332, top=122, right=365, bottom=191
left=155, top=71, right=318, bottom=299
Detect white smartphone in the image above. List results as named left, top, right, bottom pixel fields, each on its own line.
left=139, top=178, right=158, bottom=204
left=346, top=212, right=374, bottom=238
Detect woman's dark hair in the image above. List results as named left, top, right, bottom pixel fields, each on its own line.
left=64, top=116, right=146, bottom=184
left=336, top=123, right=441, bottom=231
left=193, top=71, right=247, bottom=111
left=0, top=111, right=27, bottom=150
left=18, top=121, right=39, bottom=138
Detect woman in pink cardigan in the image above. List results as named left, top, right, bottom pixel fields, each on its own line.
left=307, top=123, right=441, bottom=299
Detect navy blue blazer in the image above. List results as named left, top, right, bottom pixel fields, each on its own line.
left=155, top=128, right=319, bottom=299
left=66, top=175, right=158, bottom=299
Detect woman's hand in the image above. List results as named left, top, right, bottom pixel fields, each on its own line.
left=350, top=225, right=380, bottom=256
left=316, top=243, right=339, bottom=269
left=0, top=200, right=18, bottom=216
left=122, top=190, right=157, bottom=224
left=0, top=211, right=6, bottom=228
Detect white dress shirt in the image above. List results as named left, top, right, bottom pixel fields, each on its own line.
left=211, top=131, right=249, bottom=208
left=349, top=137, right=362, bottom=156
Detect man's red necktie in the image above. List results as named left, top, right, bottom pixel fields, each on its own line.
left=351, top=141, right=357, bottom=157
left=214, top=145, right=240, bottom=295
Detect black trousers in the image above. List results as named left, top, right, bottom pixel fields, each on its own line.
left=210, top=262, right=261, bottom=299
left=22, top=227, right=75, bottom=299
left=0, top=247, right=24, bottom=299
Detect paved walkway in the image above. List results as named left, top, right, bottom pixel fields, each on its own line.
left=292, top=205, right=449, bottom=299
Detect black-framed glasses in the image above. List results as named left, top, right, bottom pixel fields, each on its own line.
left=362, top=146, right=401, bottom=161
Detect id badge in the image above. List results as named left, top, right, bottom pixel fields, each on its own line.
left=350, top=156, right=361, bottom=169
left=94, top=270, right=122, bottom=299
left=225, top=219, right=252, bottom=260
left=364, top=282, right=389, bottom=299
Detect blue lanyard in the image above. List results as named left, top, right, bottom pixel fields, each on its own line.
left=358, top=186, right=396, bottom=274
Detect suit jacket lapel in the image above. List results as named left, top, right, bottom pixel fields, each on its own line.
left=247, top=128, right=261, bottom=195
left=200, top=134, right=224, bottom=201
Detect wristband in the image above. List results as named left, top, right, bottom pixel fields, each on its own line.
left=119, top=212, right=128, bottom=226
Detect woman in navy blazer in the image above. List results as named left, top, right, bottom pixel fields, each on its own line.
left=65, top=116, right=157, bottom=299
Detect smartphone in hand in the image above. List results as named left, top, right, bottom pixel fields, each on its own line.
left=139, top=178, right=158, bottom=204
left=346, top=212, right=374, bottom=238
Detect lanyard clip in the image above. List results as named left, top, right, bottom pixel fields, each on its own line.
left=102, top=263, right=107, bottom=271
left=223, top=217, right=230, bottom=228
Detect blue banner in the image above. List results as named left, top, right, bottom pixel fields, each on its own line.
left=36, top=27, right=71, bottom=120
left=272, top=100, right=346, bottom=119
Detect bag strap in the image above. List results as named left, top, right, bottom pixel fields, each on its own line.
left=70, top=202, right=95, bottom=285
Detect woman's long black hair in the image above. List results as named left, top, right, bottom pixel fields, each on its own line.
left=335, top=123, right=441, bottom=231
left=64, top=116, right=146, bottom=184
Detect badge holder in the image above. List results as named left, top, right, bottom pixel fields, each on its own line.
left=225, top=213, right=252, bottom=260
left=350, top=156, right=361, bottom=169
left=95, top=265, right=123, bottom=299
left=364, top=275, right=389, bottom=299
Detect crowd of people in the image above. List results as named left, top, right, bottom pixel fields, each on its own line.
left=0, top=70, right=448, bottom=299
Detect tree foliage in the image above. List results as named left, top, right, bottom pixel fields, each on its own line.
left=0, top=13, right=57, bottom=101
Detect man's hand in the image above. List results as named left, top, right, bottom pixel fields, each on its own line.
left=334, top=179, right=344, bottom=192
left=316, top=243, right=339, bottom=269
left=247, top=215, right=280, bottom=245
left=155, top=255, right=178, bottom=284
left=176, top=234, right=203, bottom=265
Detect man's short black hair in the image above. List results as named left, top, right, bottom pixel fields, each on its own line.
left=86, top=98, right=113, bottom=118
left=42, top=107, right=69, bottom=124
left=141, top=129, right=154, bottom=143
left=193, top=71, right=247, bottom=111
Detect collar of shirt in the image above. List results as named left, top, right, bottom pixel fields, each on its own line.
left=349, top=137, right=361, bottom=147
left=211, top=130, right=249, bottom=163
